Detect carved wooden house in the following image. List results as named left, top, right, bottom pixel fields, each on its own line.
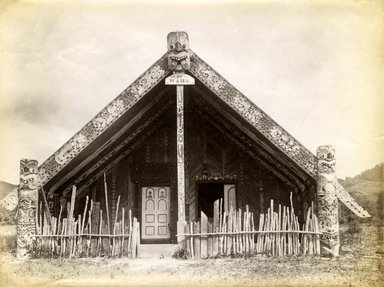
left=18, top=32, right=369, bottom=258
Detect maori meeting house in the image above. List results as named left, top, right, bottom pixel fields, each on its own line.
left=17, top=32, right=370, bottom=260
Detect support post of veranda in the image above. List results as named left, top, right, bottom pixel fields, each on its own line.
left=17, top=159, right=39, bottom=259
left=316, top=145, right=340, bottom=257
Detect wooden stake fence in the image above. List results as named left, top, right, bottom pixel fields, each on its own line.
left=178, top=197, right=321, bottom=258
left=34, top=186, right=140, bottom=259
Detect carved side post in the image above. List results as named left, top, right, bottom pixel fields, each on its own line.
left=17, top=159, right=39, bottom=259
left=316, top=145, right=340, bottom=257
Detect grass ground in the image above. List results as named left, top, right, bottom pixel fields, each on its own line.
left=0, top=224, right=383, bottom=287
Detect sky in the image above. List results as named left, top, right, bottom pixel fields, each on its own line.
left=0, top=0, right=383, bottom=184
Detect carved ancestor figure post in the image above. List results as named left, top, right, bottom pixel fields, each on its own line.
left=166, top=32, right=194, bottom=243
left=316, top=146, right=340, bottom=257
left=17, top=159, right=39, bottom=259
left=167, top=31, right=191, bottom=72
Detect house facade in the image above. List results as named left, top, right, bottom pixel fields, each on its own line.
left=16, top=32, right=370, bottom=259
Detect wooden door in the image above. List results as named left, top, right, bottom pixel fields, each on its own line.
left=141, top=186, right=171, bottom=240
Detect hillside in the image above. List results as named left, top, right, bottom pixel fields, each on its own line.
left=339, top=163, right=384, bottom=223
left=0, top=181, right=17, bottom=200
left=341, top=162, right=384, bottom=184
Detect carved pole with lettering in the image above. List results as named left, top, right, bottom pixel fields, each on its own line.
left=316, top=145, right=340, bottom=257
left=166, top=31, right=194, bottom=244
left=17, top=159, right=39, bottom=259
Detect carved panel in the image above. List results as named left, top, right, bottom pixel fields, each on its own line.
left=195, top=172, right=237, bottom=182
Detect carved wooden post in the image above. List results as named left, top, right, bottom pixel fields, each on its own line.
left=17, top=159, right=39, bottom=259
left=176, top=84, right=186, bottom=246
left=166, top=31, right=194, bottom=244
left=316, top=145, right=340, bottom=257
left=176, top=84, right=186, bottom=224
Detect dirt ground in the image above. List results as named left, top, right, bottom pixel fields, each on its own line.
left=0, top=224, right=383, bottom=287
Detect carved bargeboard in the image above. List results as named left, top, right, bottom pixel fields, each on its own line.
left=335, top=182, right=370, bottom=218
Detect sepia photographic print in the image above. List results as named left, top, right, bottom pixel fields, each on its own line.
left=0, top=0, right=383, bottom=286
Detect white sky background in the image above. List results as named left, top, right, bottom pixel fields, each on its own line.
left=0, top=0, right=383, bottom=184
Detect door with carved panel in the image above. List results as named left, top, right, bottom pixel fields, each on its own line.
left=141, top=186, right=171, bottom=240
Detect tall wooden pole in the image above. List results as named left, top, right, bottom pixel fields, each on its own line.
left=103, top=172, right=111, bottom=234
left=17, top=159, right=38, bottom=259
left=168, top=74, right=195, bottom=245
left=166, top=31, right=193, bottom=244
left=176, top=84, right=186, bottom=223
left=316, top=145, right=340, bottom=257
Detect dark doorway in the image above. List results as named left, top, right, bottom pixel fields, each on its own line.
left=198, top=183, right=223, bottom=219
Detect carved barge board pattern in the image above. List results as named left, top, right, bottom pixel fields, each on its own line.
left=335, top=182, right=370, bottom=218
left=38, top=55, right=170, bottom=186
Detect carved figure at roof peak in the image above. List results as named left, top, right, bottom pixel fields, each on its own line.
left=167, top=31, right=191, bottom=72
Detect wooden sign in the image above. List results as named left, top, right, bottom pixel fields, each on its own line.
left=165, top=73, right=195, bottom=85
